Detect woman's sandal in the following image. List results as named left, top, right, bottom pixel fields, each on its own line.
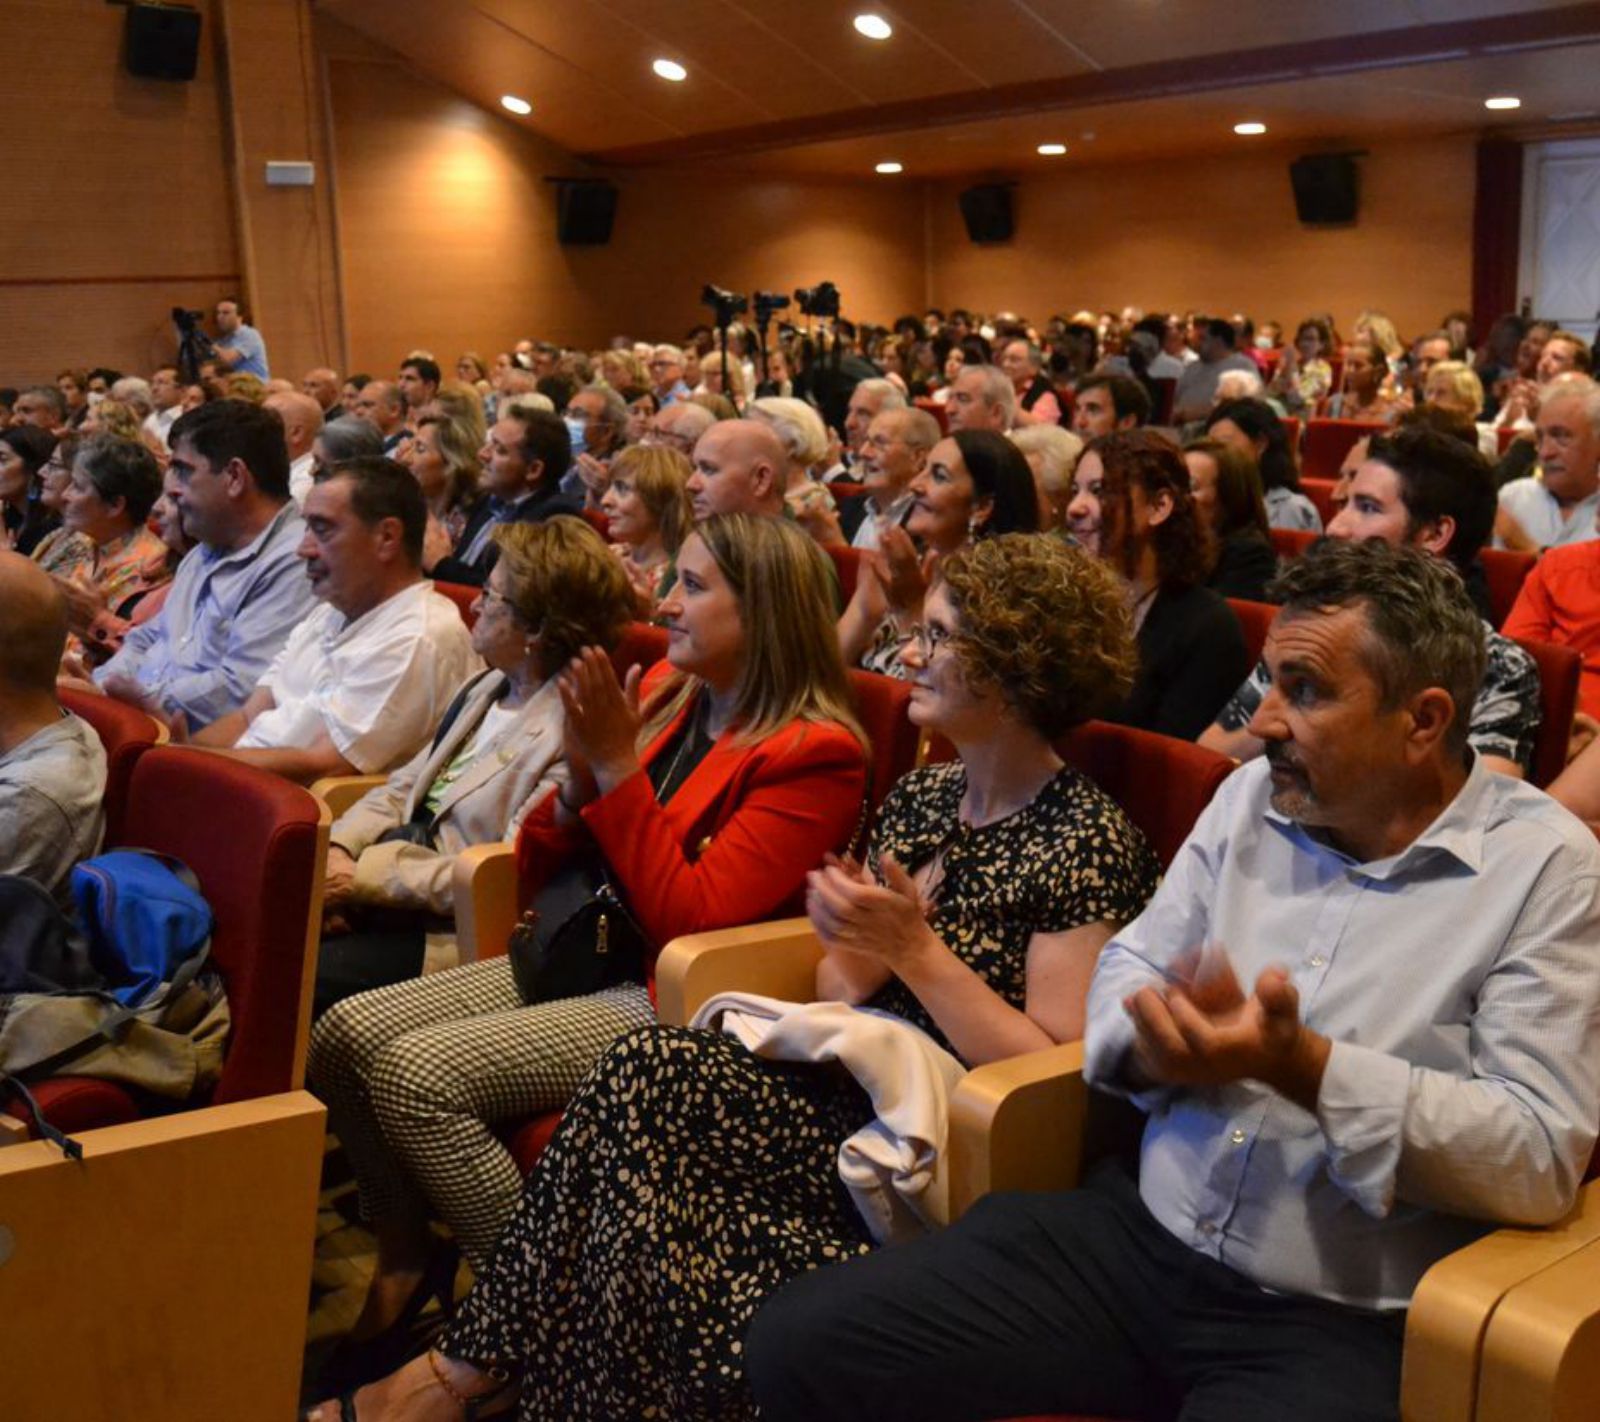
left=304, top=1352, right=517, bottom=1421
left=317, top=1243, right=462, bottom=1396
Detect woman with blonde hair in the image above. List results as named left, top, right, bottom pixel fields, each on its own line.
left=455, top=352, right=491, bottom=395
left=599, top=442, right=694, bottom=607
left=1009, top=422, right=1084, bottom=529
left=598, top=347, right=648, bottom=392
left=749, top=394, right=836, bottom=536
left=407, top=411, right=484, bottom=555
left=306, top=513, right=869, bottom=1401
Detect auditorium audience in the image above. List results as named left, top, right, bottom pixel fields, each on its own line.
left=1171, top=317, right=1258, bottom=422
left=1494, top=374, right=1600, bottom=551
left=1010, top=422, right=1084, bottom=530
left=1204, top=397, right=1322, bottom=531
left=0, top=552, right=106, bottom=906
left=1067, top=429, right=1247, bottom=738
left=749, top=538, right=1600, bottom=1422
left=1183, top=436, right=1277, bottom=601
left=835, top=377, right=905, bottom=483
left=301, top=367, right=342, bottom=419
left=840, top=407, right=939, bottom=549
left=354, top=379, right=411, bottom=457
left=1071, top=372, right=1150, bottom=439
left=648, top=344, right=691, bottom=405
left=404, top=412, right=483, bottom=570
left=1323, top=338, right=1402, bottom=422
left=998, top=338, right=1063, bottom=425
left=211, top=297, right=270, bottom=380
left=304, top=513, right=867, bottom=1394
left=1205, top=425, right=1540, bottom=777
left=598, top=443, right=694, bottom=608
left=92, top=400, right=315, bottom=729
left=644, top=397, right=716, bottom=458
left=311, top=414, right=385, bottom=485
left=13, top=385, right=67, bottom=435
left=1269, top=316, right=1335, bottom=414
left=943, top=363, right=1015, bottom=433
left=685, top=418, right=787, bottom=520
left=0, top=425, right=60, bottom=555
left=313, top=517, right=635, bottom=1012
left=560, top=382, right=628, bottom=507
left=397, top=357, right=441, bottom=426
left=183, top=456, right=477, bottom=783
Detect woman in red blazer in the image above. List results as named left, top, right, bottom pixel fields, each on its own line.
left=306, top=514, right=867, bottom=1395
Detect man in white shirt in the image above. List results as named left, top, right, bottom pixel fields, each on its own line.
left=264, top=390, right=324, bottom=507
left=1495, top=375, right=1600, bottom=551
left=188, top=457, right=478, bottom=784
left=840, top=408, right=938, bottom=551
left=831, top=378, right=905, bottom=484
left=142, top=366, right=184, bottom=450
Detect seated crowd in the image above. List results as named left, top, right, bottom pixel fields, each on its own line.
left=3, top=299, right=1599, bottom=1422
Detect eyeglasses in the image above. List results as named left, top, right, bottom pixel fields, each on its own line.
left=908, top=622, right=954, bottom=658
left=479, top=583, right=514, bottom=612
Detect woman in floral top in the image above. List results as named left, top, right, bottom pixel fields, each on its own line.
left=1269, top=317, right=1335, bottom=415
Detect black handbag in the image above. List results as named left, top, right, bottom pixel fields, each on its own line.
left=506, top=858, right=652, bottom=1005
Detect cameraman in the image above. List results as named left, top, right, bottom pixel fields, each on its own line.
left=211, top=296, right=270, bottom=380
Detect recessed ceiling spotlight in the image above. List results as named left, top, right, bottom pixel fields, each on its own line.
left=1233, top=121, right=1267, bottom=135
left=652, top=58, right=688, bottom=82
left=854, top=14, right=893, bottom=40
left=1484, top=96, right=1521, bottom=111
left=500, top=95, right=532, bottom=116
left=875, top=161, right=904, bottom=174
left=1037, top=143, right=1067, bottom=156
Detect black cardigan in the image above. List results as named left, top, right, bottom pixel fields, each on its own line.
left=1110, top=584, right=1250, bottom=741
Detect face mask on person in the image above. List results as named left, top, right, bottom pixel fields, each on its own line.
left=563, top=415, right=587, bottom=459
left=87, top=391, right=106, bottom=407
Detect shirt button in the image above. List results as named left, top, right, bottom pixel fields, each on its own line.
left=1230, top=1128, right=1247, bottom=1145
left=1308, top=953, right=1325, bottom=968
left=1198, top=1222, right=1216, bottom=1237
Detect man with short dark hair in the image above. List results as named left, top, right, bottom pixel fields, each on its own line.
left=93, top=400, right=315, bottom=730
left=211, top=296, right=269, bottom=380
left=1204, top=425, right=1541, bottom=779
left=13, top=386, right=66, bottom=434
left=1172, top=318, right=1258, bottom=422
left=353, top=379, right=411, bottom=457
left=750, top=539, right=1600, bottom=1422
left=397, top=357, right=441, bottom=423
left=189, top=457, right=477, bottom=782
left=145, top=365, right=185, bottom=449
left=1073, top=373, right=1151, bottom=439
left=429, top=405, right=580, bottom=586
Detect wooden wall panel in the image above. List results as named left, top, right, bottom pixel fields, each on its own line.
left=927, top=136, right=1477, bottom=339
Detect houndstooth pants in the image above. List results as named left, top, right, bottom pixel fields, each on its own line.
left=307, top=955, right=655, bottom=1267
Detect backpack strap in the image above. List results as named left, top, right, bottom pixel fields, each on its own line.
left=0, top=1071, right=84, bottom=1160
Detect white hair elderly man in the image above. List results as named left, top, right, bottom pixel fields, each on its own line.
left=1495, top=374, right=1600, bottom=553
left=829, top=378, right=906, bottom=484
left=649, top=345, right=691, bottom=406
left=998, top=339, right=1064, bottom=426
left=944, top=363, right=1016, bottom=434
left=840, top=407, right=941, bottom=549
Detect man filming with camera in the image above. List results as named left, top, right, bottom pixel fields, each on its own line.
left=210, top=296, right=270, bottom=380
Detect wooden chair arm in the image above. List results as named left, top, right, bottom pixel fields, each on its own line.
left=1477, top=1232, right=1600, bottom=1422
left=1402, top=1177, right=1600, bottom=1422
left=308, top=773, right=386, bottom=819
left=654, top=918, right=822, bottom=1028
left=0, top=1113, right=29, bottom=1147
left=452, top=843, right=519, bottom=960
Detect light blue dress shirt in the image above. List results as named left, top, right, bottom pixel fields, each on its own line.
left=93, top=502, right=314, bottom=729
left=1086, top=755, right=1600, bottom=1311
left=222, top=322, right=270, bottom=380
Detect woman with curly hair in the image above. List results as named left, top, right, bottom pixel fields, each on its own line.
left=1068, top=428, right=1249, bottom=738
left=313, top=534, right=1162, bottom=1422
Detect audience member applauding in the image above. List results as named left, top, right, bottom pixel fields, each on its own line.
left=92, top=400, right=315, bottom=730
left=56, top=435, right=171, bottom=664
left=749, top=539, right=1600, bottom=1422
left=1184, top=436, right=1277, bottom=601
left=1269, top=317, right=1335, bottom=414
left=305, top=514, right=868, bottom=1397
left=599, top=443, right=694, bottom=611
left=561, top=383, right=628, bottom=509
left=1204, top=397, right=1322, bottom=531
left=1068, top=429, right=1248, bottom=738
left=405, top=411, right=484, bottom=573
left=0, top=553, right=106, bottom=906
left=841, top=429, right=1039, bottom=679
left=314, top=517, right=635, bottom=1012
left=28, top=437, right=92, bottom=580
left=1494, top=374, right=1600, bottom=552
left=840, top=407, right=940, bottom=549
left=0, top=426, right=60, bottom=556
left=312, top=533, right=1161, bottom=1422
left=1205, top=425, right=1540, bottom=777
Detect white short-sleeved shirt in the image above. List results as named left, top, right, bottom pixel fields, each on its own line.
left=237, top=580, right=481, bottom=773
left=1496, top=477, right=1600, bottom=550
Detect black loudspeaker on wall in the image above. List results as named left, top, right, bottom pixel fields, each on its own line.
left=1289, top=154, right=1359, bottom=225
left=124, top=3, right=202, bottom=82
left=958, top=184, right=1014, bottom=244
left=556, top=182, right=619, bottom=245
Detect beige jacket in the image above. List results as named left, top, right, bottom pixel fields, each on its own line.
left=330, top=670, right=567, bottom=915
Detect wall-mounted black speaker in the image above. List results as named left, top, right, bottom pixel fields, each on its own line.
left=1290, top=154, right=1358, bottom=225
left=556, top=182, right=618, bottom=245
left=124, top=3, right=202, bottom=82
left=958, top=184, right=1014, bottom=243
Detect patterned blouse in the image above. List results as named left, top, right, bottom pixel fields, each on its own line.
left=30, top=525, right=92, bottom=580
left=72, top=525, right=173, bottom=664
left=861, top=761, right=1162, bottom=1055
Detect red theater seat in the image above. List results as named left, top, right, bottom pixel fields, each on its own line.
left=1225, top=597, right=1277, bottom=669
left=1513, top=637, right=1581, bottom=789
left=1301, top=419, right=1386, bottom=480
left=58, top=686, right=166, bottom=845
left=1298, top=476, right=1339, bottom=526
left=826, top=543, right=864, bottom=603
left=1268, top=526, right=1318, bottom=561
left=432, top=579, right=480, bottom=628
left=1480, top=547, right=1536, bottom=629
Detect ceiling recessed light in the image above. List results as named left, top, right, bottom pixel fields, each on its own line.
left=1484, top=96, right=1521, bottom=111
left=1037, top=143, right=1067, bottom=156
left=854, top=14, right=893, bottom=40
left=652, top=58, right=688, bottom=82
left=500, top=94, right=532, bottom=116
left=1233, top=121, right=1267, bottom=136
left=875, top=161, right=903, bottom=174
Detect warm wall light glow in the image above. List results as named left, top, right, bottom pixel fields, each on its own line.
left=500, top=95, right=532, bottom=115
left=854, top=14, right=893, bottom=40
left=1037, top=143, right=1067, bottom=156
left=652, top=58, right=688, bottom=82
left=1484, top=96, right=1522, bottom=110
left=875, top=161, right=904, bottom=174
left=1233, top=121, right=1267, bottom=135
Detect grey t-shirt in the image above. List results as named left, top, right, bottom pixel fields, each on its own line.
left=0, top=713, right=107, bottom=904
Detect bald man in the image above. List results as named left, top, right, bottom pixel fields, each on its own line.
left=264, top=390, right=326, bottom=506
left=301, top=367, right=342, bottom=418
left=0, top=554, right=106, bottom=903
left=686, top=419, right=787, bottom=520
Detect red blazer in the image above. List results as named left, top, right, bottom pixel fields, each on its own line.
left=515, top=666, right=868, bottom=992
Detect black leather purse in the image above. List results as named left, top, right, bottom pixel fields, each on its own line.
left=506, top=859, right=651, bottom=1005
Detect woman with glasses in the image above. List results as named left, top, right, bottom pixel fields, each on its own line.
left=313, top=534, right=1160, bottom=1422
left=307, top=514, right=869, bottom=1406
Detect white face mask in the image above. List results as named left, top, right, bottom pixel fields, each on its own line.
left=86, top=391, right=106, bottom=407
left=1255, top=335, right=1274, bottom=350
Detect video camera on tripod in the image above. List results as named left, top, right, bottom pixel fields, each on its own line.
left=171, top=306, right=215, bottom=383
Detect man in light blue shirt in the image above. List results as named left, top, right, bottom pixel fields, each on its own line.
left=94, top=400, right=312, bottom=729
left=749, top=540, right=1600, bottom=1422
left=211, top=296, right=270, bottom=381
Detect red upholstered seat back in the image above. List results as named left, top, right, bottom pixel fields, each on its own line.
left=612, top=621, right=669, bottom=679
left=432, top=580, right=480, bottom=629
left=845, top=668, right=918, bottom=843
left=914, top=398, right=950, bottom=434
left=112, top=748, right=324, bottom=1103
left=825, top=543, right=864, bottom=604
left=1268, top=527, right=1318, bottom=562
left=1510, top=637, right=1581, bottom=789
left=58, top=687, right=163, bottom=845
left=579, top=506, right=611, bottom=540
left=1301, top=419, right=1386, bottom=480
left=1298, top=477, right=1339, bottom=526
left=1225, top=597, right=1278, bottom=669
left=1480, top=548, right=1537, bottom=630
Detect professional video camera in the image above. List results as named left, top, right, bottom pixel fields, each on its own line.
left=700, top=283, right=749, bottom=326
left=171, top=305, right=215, bottom=383
left=794, top=282, right=840, bottom=320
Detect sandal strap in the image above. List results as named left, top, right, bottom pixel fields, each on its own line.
left=426, top=1350, right=512, bottom=1419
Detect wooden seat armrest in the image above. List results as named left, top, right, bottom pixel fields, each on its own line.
left=309, top=774, right=387, bottom=820
left=947, top=1041, right=1088, bottom=1220
left=1401, top=1177, right=1600, bottom=1422
left=655, top=919, right=822, bottom=1028
left=452, top=843, right=519, bottom=960
left=1476, top=1232, right=1600, bottom=1422
left=0, top=1113, right=29, bottom=1147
